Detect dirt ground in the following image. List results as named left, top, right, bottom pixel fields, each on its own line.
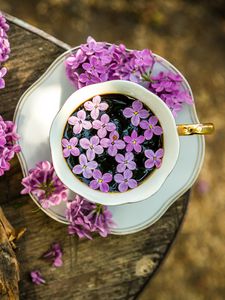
left=1, top=1, right=225, bottom=299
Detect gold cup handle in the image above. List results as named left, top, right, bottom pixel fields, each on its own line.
left=177, top=123, right=214, bottom=136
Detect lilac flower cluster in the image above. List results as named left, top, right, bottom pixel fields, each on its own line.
left=65, top=37, right=192, bottom=117
left=66, top=194, right=114, bottom=239
left=0, top=115, right=20, bottom=176
left=63, top=95, right=164, bottom=193
left=21, top=160, right=68, bottom=208
left=0, top=12, right=10, bottom=89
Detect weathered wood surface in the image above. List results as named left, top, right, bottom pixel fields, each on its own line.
left=0, top=17, right=190, bottom=300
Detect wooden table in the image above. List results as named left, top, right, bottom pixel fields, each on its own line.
left=0, top=14, right=190, bottom=300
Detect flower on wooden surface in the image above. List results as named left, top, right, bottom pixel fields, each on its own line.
left=66, top=194, right=114, bottom=239
left=43, top=243, right=63, bottom=268
left=30, top=271, right=45, bottom=285
left=21, top=160, right=68, bottom=208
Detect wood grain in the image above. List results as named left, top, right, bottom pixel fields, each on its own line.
left=0, top=19, right=190, bottom=300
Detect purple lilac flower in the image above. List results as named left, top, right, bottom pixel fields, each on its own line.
left=0, top=66, right=7, bottom=89
left=115, top=152, right=136, bottom=173
left=140, top=116, right=163, bottom=140
left=80, top=36, right=106, bottom=55
left=30, top=271, right=45, bottom=285
left=21, top=161, right=68, bottom=208
left=92, top=114, right=116, bottom=138
left=123, top=100, right=149, bottom=126
left=82, top=55, right=107, bottom=77
left=149, top=71, right=193, bottom=116
left=114, top=169, right=137, bottom=192
left=100, top=130, right=125, bottom=156
left=84, top=95, right=108, bottom=120
left=0, top=115, right=21, bottom=176
left=79, top=72, right=108, bottom=87
left=43, top=243, right=63, bottom=267
left=133, top=49, right=154, bottom=68
left=144, top=148, right=164, bottom=169
left=62, top=137, right=80, bottom=158
left=79, top=136, right=103, bottom=160
left=68, top=110, right=92, bottom=134
left=123, top=130, right=145, bottom=153
left=66, top=194, right=114, bottom=239
left=89, top=169, right=112, bottom=192
left=72, top=154, right=97, bottom=179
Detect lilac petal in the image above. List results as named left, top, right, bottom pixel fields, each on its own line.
left=83, top=168, right=93, bottom=179
left=68, top=116, right=78, bottom=125
left=98, top=127, right=107, bottom=138
left=115, top=154, right=124, bottom=163
left=80, top=138, right=90, bottom=149
left=101, top=114, right=109, bottom=123
left=86, top=160, right=98, bottom=169
left=149, top=116, right=158, bottom=126
left=108, top=145, right=117, bottom=156
left=70, top=137, right=78, bottom=146
left=77, top=110, right=86, bottom=120
left=125, top=152, right=134, bottom=161
left=100, top=138, right=110, bottom=148
left=123, top=136, right=132, bottom=143
left=92, top=120, right=102, bottom=129
left=124, top=169, right=132, bottom=180
left=131, top=114, right=140, bottom=126
left=140, top=120, right=149, bottom=130
left=71, top=148, right=80, bottom=156
left=114, top=173, right=124, bottom=183
left=62, top=138, right=69, bottom=147
left=153, top=126, right=163, bottom=135
left=91, top=108, right=99, bottom=120
left=115, top=140, right=126, bottom=149
left=90, top=135, right=99, bottom=146
left=128, top=179, right=137, bottom=189
left=156, top=148, right=164, bottom=158
left=87, top=148, right=95, bottom=161
left=136, top=135, right=145, bottom=144
left=63, top=148, right=70, bottom=158
left=118, top=182, right=128, bottom=192
left=145, top=159, right=154, bottom=169
left=73, top=123, right=82, bottom=134
left=79, top=154, right=87, bottom=165
left=106, top=122, right=116, bottom=131
left=127, top=161, right=136, bottom=170
left=73, top=165, right=83, bottom=174
left=99, top=102, right=109, bottom=111
left=134, top=143, right=141, bottom=153
left=83, top=120, right=92, bottom=130
left=93, top=169, right=102, bottom=179
left=117, top=163, right=126, bottom=173
left=139, top=109, right=149, bottom=119
left=132, top=100, right=143, bottom=111
left=90, top=179, right=99, bottom=190
left=93, top=95, right=101, bottom=105
left=144, top=129, right=153, bottom=140
left=126, top=143, right=133, bottom=152
left=54, top=257, right=63, bottom=267
left=144, top=149, right=154, bottom=159
left=109, top=131, right=119, bottom=140
left=155, top=158, right=162, bottom=168
left=102, top=173, right=112, bottom=183
left=131, top=130, right=138, bottom=139
left=100, top=182, right=109, bottom=192
left=123, top=107, right=133, bottom=118
left=84, top=101, right=94, bottom=111
left=94, top=145, right=103, bottom=155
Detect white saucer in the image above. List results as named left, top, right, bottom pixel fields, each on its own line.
left=14, top=46, right=205, bottom=235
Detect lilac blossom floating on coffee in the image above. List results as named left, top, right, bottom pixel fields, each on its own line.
left=65, top=36, right=193, bottom=116
left=62, top=94, right=164, bottom=193
left=21, top=160, right=68, bottom=208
